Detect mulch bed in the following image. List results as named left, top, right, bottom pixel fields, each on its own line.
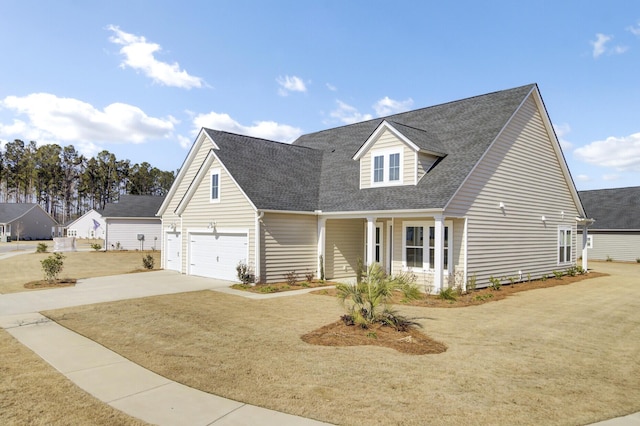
left=23, top=278, right=77, bottom=289
left=301, top=320, right=447, bottom=355
left=231, top=280, right=337, bottom=294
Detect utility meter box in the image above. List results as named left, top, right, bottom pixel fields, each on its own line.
left=137, top=234, right=145, bottom=241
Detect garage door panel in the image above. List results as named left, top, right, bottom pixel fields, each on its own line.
left=189, top=233, right=247, bottom=281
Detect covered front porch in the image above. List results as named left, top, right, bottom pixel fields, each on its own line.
left=317, top=212, right=467, bottom=292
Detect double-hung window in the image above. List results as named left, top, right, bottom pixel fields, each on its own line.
left=210, top=169, right=220, bottom=202
left=371, top=149, right=402, bottom=186
left=558, top=226, right=572, bottom=263
left=403, top=222, right=451, bottom=271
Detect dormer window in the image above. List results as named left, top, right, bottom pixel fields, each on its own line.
left=371, top=149, right=403, bottom=186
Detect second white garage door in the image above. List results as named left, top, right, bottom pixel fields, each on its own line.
left=189, top=232, right=247, bottom=281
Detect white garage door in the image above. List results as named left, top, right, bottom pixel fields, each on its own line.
left=165, top=232, right=182, bottom=272
left=189, top=232, right=247, bottom=281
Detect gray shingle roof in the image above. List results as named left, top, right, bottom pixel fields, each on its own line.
left=294, top=84, right=536, bottom=212
left=0, top=203, right=39, bottom=223
left=204, top=130, right=323, bottom=211
left=199, top=84, right=536, bottom=213
left=102, top=195, right=165, bottom=218
left=579, top=187, right=640, bottom=230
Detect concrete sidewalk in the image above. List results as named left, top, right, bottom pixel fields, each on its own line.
left=0, top=271, right=330, bottom=426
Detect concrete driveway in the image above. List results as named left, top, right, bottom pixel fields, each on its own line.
left=0, top=270, right=232, bottom=318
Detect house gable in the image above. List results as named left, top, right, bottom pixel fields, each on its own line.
left=353, top=121, right=446, bottom=189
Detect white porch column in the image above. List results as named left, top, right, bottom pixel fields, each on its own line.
left=582, top=225, right=589, bottom=272
left=433, top=214, right=444, bottom=292
left=366, top=217, right=376, bottom=266
left=317, top=217, right=326, bottom=279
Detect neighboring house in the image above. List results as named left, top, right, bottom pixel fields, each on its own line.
left=578, top=186, right=640, bottom=262
left=102, top=195, right=164, bottom=251
left=0, top=203, right=59, bottom=241
left=65, top=209, right=106, bottom=239
left=158, top=84, right=590, bottom=288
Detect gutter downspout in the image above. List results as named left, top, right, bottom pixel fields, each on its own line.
left=255, top=210, right=264, bottom=283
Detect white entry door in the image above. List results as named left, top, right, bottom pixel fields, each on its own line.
left=189, top=232, right=247, bottom=281
left=165, top=232, right=182, bottom=272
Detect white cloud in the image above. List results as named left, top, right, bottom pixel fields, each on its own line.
left=576, top=174, right=590, bottom=182
left=108, top=25, right=205, bottom=89
left=177, top=135, right=192, bottom=149
left=553, top=123, right=573, bottom=150
left=326, top=83, right=337, bottom=92
left=373, top=96, right=414, bottom=116
left=628, top=21, right=640, bottom=36
left=603, top=174, right=620, bottom=181
left=329, top=100, right=373, bottom=125
left=591, top=33, right=611, bottom=58
left=0, top=93, right=175, bottom=151
left=192, top=111, right=302, bottom=143
left=574, top=132, right=640, bottom=171
left=590, top=33, right=627, bottom=58
left=276, top=75, right=307, bottom=96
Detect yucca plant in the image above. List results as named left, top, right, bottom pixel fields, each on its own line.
left=336, top=263, right=421, bottom=330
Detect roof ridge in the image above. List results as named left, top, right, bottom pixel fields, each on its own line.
left=204, top=128, right=320, bottom=152
left=294, top=84, right=537, bottom=141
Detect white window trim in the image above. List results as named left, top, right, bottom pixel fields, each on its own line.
left=401, top=220, right=453, bottom=273
left=558, top=225, right=573, bottom=265
left=370, top=148, right=403, bottom=187
left=210, top=168, right=221, bottom=203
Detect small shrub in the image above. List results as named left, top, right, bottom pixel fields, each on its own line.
left=236, top=261, right=254, bottom=284
left=552, top=270, right=563, bottom=280
left=526, top=273, right=532, bottom=282
left=474, top=293, right=494, bottom=301
left=319, top=255, right=325, bottom=280
left=90, top=243, right=102, bottom=251
left=606, top=255, right=613, bottom=262
left=466, top=274, right=477, bottom=293
left=305, top=271, right=315, bottom=282
left=142, top=254, right=154, bottom=270
left=636, top=258, right=640, bottom=263
left=257, top=285, right=277, bottom=293
left=489, top=276, right=501, bottom=291
left=366, top=331, right=377, bottom=339
left=301, top=282, right=310, bottom=288
left=36, top=243, right=48, bottom=253
left=438, top=286, right=457, bottom=301
left=508, top=276, right=516, bottom=285
left=541, top=274, right=548, bottom=281
left=566, top=266, right=578, bottom=277
left=284, top=270, right=299, bottom=286
left=41, top=252, right=65, bottom=283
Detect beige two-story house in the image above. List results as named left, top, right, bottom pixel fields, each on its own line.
left=158, top=84, right=591, bottom=289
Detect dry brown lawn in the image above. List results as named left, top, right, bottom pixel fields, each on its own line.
left=43, top=262, right=640, bottom=426
left=0, top=329, right=148, bottom=425
left=0, top=250, right=161, bottom=294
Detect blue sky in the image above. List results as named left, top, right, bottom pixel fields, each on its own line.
left=0, top=0, right=639, bottom=191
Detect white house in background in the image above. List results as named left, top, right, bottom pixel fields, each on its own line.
left=578, top=186, right=640, bottom=262
left=66, top=209, right=105, bottom=239
left=0, top=203, right=59, bottom=241
left=102, top=195, right=164, bottom=251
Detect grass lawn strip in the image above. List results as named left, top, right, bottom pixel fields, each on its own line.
left=44, top=262, right=640, bottom=426
left=0, top=329, right=148, bottom=425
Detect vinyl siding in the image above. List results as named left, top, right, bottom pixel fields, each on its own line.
left=446, top=95, right=580, bottom=287
left=359, top=129, right=416, bottom=188
left=8, top=207, right=57, bottom=240
left=417, top=152, right=439, bottom=182
left=105, top=219, right=161, bottom=251
left=180, top=155, right=256, bottom=273
left=261, top=213, right=318, bottom=282
left=161, top=141, right=212, bottom=268
left=578, top=231, right=640, bottom=262
left=325, top=219, right=364, bottom=280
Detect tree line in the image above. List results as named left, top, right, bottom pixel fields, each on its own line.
left=0, top=139, right=175, bottom=224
